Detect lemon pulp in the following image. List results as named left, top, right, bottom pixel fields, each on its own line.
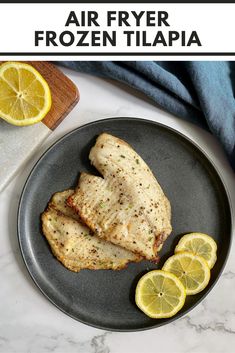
left=135, top=270, right=186, bottom=318
left=163, top=252, right=210, bottom=295
left=0, top=62, right=52, bottom=126
left=175, top=232, right=217, bottom=269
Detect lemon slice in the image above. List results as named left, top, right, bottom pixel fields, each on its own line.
left=0, top=61, right=52, bottom=126
left=175, top=233, right=217, bottom=269
left=163, top=252, right=210, bottom=295
left=135, top=270, right=186, bottom=318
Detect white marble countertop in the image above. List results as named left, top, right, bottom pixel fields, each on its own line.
left=1, top=66, right=235, bottom=353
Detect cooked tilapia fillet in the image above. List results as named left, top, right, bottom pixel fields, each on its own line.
left=49, top=189, right=81, bottom=221
left=67, top=133, right=172, bottom=261
left=41, top=190, right=141, bottom=272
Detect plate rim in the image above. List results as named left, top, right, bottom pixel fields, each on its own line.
left=17, top=117, right=233, bottom=332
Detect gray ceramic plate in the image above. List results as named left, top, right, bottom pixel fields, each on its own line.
left=18, top=118, right=232, bottom=331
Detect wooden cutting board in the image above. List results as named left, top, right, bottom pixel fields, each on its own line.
left=0, top=61, right=80, bottom=192
left=27, top=61, right=79, bottom=129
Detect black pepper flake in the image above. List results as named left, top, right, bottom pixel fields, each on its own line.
left=120, top=155, right=125, bottom=158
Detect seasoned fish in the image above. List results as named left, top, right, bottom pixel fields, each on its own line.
left=41, top=190, right=141, bottom=272
left=67, top=133, right=172, bottom=261
left=49, top=189, right=81, bottom=221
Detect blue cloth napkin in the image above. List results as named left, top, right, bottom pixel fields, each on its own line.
left=61, top=61, right=235, bottom=170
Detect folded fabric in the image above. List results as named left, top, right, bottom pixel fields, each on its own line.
left=60, top=61, right=235, bottom=170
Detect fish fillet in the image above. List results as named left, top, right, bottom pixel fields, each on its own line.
left=49, top=190, right=81, bottom=221
left=41, top=190, right=141, bottom=272
left=68, top=133, right=172, bottom=261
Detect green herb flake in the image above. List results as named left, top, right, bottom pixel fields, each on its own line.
left=148, top=237, right=152, bottom=242
left=99, top=202, right=106, bottom=208
left=136, top=159, right=140, bottom=164
left=120, top=155, right=125, bottom=158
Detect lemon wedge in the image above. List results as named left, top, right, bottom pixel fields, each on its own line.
left=175, top=232, right=217, bottom=269
left=0, top=62, right=52, bottom=126
left=163, top=252, right=210, bottom=295
left=135, top=270, right=186, bottom=318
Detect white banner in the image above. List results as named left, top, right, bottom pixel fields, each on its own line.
left=0, top=3, right=235, bottom=59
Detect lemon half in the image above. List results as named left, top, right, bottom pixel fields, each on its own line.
left=135, top=270, right=186, bottom=318
left=0, top=61, right=52, bottom=126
